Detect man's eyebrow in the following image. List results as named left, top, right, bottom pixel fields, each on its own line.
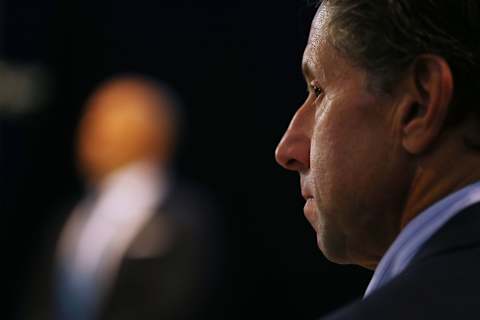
left=302, top=60, right=328, bottom=86
left=302, top=61, right=313, bottom=82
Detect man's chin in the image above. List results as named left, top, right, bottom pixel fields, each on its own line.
left=316, top=232, right=350, bottom=265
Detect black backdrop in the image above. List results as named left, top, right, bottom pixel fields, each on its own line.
left=2, top=1, right=372, bottom=319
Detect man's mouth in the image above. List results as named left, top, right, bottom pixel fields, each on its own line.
left=301, top=187, right=314, bottom=201
left=303, top=198, right=317, bottom=229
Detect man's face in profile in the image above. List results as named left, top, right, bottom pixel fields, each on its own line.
left=275, top=4, right=412, bottom=269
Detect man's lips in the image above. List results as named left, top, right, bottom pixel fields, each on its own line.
left=300, top=176, right=314, bottom=200
left=301, top=186, right=314, bottom=201
left=302, top=192, right=313, bottom=201
left=300, top=177, right=316, bottom=228
left=303, top=198, right=317, bottom=229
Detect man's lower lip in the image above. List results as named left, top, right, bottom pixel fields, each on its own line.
left=303, top=199, right=313, bottom=210
left=303, top=198, right=316, bottom=225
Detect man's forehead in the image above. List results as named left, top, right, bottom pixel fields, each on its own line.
left=309, top=4, right=330, bottom=45
left=303, top=5, right=330, bottom=80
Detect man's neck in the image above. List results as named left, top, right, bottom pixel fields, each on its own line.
left=401, top=135, right=480, bottom=228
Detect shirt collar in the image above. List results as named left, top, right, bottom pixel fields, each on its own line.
left=364, top=180, right=480, bottom=297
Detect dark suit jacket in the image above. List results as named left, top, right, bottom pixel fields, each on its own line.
left=322, top=202, right=480, bottom=320
left=20, top=180, right=223, bottom=320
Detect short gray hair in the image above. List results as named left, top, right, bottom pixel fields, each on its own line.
left=320, top=0, right=480, bottom=125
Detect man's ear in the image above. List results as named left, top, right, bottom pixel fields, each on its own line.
left=399, top=54, right=454, bottom=154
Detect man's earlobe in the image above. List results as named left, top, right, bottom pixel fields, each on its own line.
left=401, top=55, right=454, bottom=154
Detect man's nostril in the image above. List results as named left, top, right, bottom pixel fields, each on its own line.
left=286, top=159, right=296, bottom=168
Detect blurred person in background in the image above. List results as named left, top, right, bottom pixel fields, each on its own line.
left=21, top=75, right=222, bottom=320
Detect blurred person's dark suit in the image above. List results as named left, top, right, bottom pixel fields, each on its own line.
left=21, top=76, right=223, bottom=320
left=24, top=176, right=219, bottom=320
left=98, top=180, right=220, bottom=320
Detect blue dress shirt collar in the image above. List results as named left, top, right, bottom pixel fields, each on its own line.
left=364, top=180, right=480, bottom=297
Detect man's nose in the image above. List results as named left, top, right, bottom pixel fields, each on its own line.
left=275, top=108, right=311, bottom=172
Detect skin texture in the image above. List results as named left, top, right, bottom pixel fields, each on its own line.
left=77, top=76, right=177, bottom=184
left=275, top=4, right=480, bottom=269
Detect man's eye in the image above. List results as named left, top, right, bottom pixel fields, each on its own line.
left=311, top=85, right=323, bottom=97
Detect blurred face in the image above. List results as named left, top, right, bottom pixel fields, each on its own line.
left=77, top=80, right=173, bottom=184
left=275, top=6, right=412, bottom=268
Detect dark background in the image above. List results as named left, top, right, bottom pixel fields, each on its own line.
left=1, top=0, right=371, bottom=319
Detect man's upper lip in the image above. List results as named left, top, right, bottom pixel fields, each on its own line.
left=301, top=191, right=313, bottom=200
left=300, top=177, right=313, bottom=200
left=301, top=185, right=314, bottom=200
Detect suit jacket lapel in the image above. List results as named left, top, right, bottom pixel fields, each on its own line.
left=409, top=201, right=480, bottom=266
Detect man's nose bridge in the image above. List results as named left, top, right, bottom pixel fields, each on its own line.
left=285, top=103, right=312, bottom=144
